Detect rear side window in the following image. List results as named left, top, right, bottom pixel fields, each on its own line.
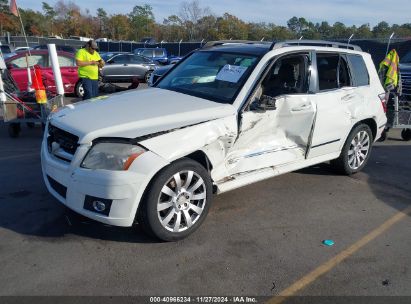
left=112, top=55, right=131, bottom=64
left=347, top=55, right=369, bottom=86
left=154, top=49, right=165, bottom=57
left=10, top=55, right=46, bottom=68
left=317, top=53, right=352, bottom=90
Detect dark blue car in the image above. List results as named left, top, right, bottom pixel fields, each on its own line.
left=134, top=48, right=182, bottom=65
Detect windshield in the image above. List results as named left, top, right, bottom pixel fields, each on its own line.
left=156, top=51, right=259, bottom=104
left=401, top=51, right=411, bottom=64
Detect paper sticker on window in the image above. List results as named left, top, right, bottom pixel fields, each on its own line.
left=216, top=64, right=248, bottom=83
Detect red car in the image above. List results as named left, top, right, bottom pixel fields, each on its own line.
left=6, top=50, right=83, bottom=97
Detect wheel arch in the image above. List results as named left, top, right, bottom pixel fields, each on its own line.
left=356, top=118, right=377, bottom=141
left=134, top=152, right=215, bottom=225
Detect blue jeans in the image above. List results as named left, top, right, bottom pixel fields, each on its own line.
left=81, top=78, right=99, bottom=100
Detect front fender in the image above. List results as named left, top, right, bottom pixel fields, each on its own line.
left=139, top=115, right=238, bottom=182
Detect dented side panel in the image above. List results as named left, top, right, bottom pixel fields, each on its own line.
left=225, top=94, right=316, bottom=177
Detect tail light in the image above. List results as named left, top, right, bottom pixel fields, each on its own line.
left=378, top=93, right=388, bottom=113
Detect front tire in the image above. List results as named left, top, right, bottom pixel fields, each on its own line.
left=145, top=71, right=153, bottom=83
left=137, top=158, right=213, bottom=241
left=331, top=124, right=373, bottom=175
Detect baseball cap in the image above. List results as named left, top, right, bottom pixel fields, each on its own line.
left=88, top=40, right=98, bottom=50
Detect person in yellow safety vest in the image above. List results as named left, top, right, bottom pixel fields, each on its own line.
left=76, top=40, right=104, bottom=100
left=378, top=49, right=399, bottom=91
left=378, top=49, right=400, bottom=133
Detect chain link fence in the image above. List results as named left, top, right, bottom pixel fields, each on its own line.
left=1, top=36, right=410, bottom=66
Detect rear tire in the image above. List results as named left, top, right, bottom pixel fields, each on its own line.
left=137, top=158, right=213, bottom=241
left=330, top=124, right=373, bottom=175
left=401, top=129, right=411, bottom=141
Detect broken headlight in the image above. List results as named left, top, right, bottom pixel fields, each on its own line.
left=81, top=142, right=146, bottom=171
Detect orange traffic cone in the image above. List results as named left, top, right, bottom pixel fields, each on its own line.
left=32, top=65, right=47, bottom=104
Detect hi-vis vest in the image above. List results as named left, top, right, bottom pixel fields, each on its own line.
left=379, top=49, right=399, bottom=88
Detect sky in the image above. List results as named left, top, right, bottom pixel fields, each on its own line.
left=15, top=0, right=411, bottom=27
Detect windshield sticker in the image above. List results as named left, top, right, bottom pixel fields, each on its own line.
left=216, top=64, right=248, bottom=83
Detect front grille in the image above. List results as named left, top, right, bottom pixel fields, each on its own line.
left=47, top=124, right=79, bottom=158
left=47, top=175, right=67, bottom=199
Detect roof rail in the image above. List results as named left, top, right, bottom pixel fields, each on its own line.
left=202, top=40, right=271, bottom=49
left=269, top=40, right=362, bottom=51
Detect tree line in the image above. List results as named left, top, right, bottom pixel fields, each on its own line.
left=0, top=0, right=410, bottom=42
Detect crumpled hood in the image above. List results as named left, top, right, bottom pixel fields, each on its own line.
left=49, top=88, right=236, bottom=144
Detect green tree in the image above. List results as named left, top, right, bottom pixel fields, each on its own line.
left=356, top=24, right=372, bottom=38
left=96, top=8, right=108, bottom=37
left=129, top=4, right=155, bottom=40
left=163, top=14, right=185, bottom=41
left=42, top=2, right=57, bottom=35
left=247, top=22, right=269, bottom=41
left=287, top=17, right=309, bottom=38
left=217, top=13, right=248, bottom=40
left=331, top=22, right=349, bottom=39
left=372, top=21, right=391, bottom=38
left=108, top=14, right=131, bottom=40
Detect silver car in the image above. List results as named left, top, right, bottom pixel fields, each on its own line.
left=101, top=53, right=158, bottom=83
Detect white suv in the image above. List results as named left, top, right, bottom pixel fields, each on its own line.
left=41, top=40, right=387, bottom=241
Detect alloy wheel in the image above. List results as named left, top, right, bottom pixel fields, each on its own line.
left=157, top=170, right=207, bottom=233
left=348, top=130, right=370, bottom=170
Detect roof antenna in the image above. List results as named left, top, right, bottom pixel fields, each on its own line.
left=347, top=34, right=354, bottom=48
left=385, top=32, right=395, bottom=56
left=260, top=37, right=265, bottom=41
left=298, top=36, right=303, bottom=46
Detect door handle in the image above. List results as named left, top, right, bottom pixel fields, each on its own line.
left=291, top=103, right=311, bottom=111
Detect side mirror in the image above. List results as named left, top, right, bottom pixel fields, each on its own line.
left=250, top=95, right=277, bottom=112
left=260, top=95, right=277, bottom=110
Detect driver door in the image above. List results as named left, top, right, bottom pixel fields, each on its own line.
left=225, top=53, right=316, bottom=176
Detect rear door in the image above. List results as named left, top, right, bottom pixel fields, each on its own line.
left=102, top=54, right=132, bottom=80
left=43, top=53, right=78, bottom=94
left=129, top=55, right=149, bottom=79
left=307, top=52, right=360, bottom=158
left=226, top=52, right=316, bottom=176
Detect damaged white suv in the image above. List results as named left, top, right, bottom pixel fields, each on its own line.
left=41, top=40, right=387, bottom=241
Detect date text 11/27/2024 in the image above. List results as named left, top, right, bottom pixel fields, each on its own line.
left=149, top=296, right=258, bottom=303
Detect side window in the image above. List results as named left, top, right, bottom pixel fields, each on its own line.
left=56, top=55, right=75, bottom=67
left=111, top=55, right=130, bottom=64
left=347, top=55, right=369, bottom=86
left=9, top=55, right=46, bottom=68
left=261, top=54, right=310, bottom=97
left=317, top=53, right=339, bottom=91
left=154, top=49, right=165, bottom=57
left=132, top=55, right=145, bottom=64
left=141, top=50, right=153, bottom=58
